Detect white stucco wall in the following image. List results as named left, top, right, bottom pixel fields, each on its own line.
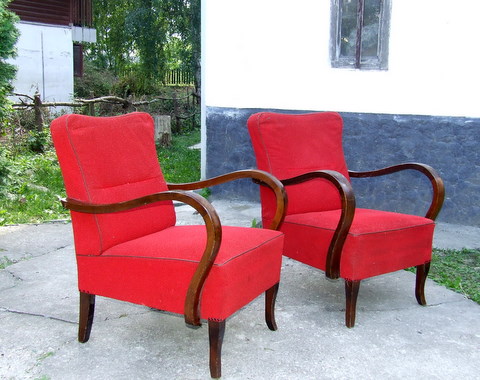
left=203, top=0, right=480, bottom=118
left=10, top=22, right=74, bottom=104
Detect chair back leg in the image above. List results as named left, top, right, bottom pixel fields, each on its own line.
left=78, top=292, right=96, bottom=343
left=208, top=319, right=226, bottom=378
left=415, top=261, right=431, bottom=305
left=345, top=280, right=361, bottom=328
left=265, top=283, right=280, bottom=331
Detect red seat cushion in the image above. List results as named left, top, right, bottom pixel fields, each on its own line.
left=76, top=226, right=284, bottom=320
left=281, top=208, right=434, bottom=280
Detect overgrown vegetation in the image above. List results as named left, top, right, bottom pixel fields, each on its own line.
left=88, top=0, right=200, bottom=94
left=0, top=126, right=200, bottom=226
left=1, top=24, right=201, bottom=224
left=0, top=147, right=67, bottom=225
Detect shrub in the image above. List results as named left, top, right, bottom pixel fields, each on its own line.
left=0, top=147, right=11, bottom=189
left=74, top=61, right=117, bottom=98
left=0, top=0, right=19, bottom=127
left=112, top=69, right=160, bottom=97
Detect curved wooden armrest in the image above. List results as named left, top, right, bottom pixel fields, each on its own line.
left=348, top=162, right=445, bottom=220
left=282, top=170, right=356, bottom=279
left=62, top=191, right=222, bottom=328
left=167, top=169, right=287, bottom=230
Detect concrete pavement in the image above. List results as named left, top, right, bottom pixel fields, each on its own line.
left=0, top=200, right=479, bottom=379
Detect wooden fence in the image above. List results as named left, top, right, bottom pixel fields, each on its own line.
left=164, top=69, right=195, bottom=86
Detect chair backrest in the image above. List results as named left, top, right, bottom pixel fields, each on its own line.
left=247, top=112, right=350, bottom=221
left=51, top=112, right=176, bottom=255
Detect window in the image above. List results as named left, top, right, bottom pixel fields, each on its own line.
left=331, top=0, right=391, bottom=70
left=73, top=44, right=84, bottom=77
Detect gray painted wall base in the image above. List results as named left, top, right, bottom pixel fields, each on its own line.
left=206, top=106, right=480, bottom=226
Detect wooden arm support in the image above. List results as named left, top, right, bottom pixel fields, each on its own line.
left=168, top=169, right=287, bottom=230
left=348, top=162, right=445, bottom=221
left=282, top=170, right=355, bottom=279
left=62, top=190, right=221, bottom=328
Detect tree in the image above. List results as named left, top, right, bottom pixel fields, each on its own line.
left=88, top=0, right=200, bottom=93
left=171, top=0, right=200, bottom=95
left=0, top=0, right=19, bottom=125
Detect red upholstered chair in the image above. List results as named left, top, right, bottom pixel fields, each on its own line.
left=51, top=112, right=286, bottom=378
left=247, top=112, right=445, bottom=328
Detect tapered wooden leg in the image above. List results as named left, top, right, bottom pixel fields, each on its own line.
left=415, top=261, right=431, bottom=305
left=265, top=282, right=279, bottom=331
left=208, top=319, right=226, bottom=379
left=345, top=280, right=360, bottom=328
left=78, top=292, right=95, bottom=343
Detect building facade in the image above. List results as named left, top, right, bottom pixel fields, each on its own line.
left=7, top=0, right=95, bottom=103
left=202, top=0, right=480, bottom=226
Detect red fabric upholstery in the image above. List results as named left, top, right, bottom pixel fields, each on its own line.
left=77, top=226, right=283, bottom=320
left=248, top=112, right=349, bottom=223
left=282, top=209, right=434, bottom=280
left=247, top=111, right=435, bottom=282
left=51, top=113, right=175, bottom=255
left=51, top=112, right=284, bottom=322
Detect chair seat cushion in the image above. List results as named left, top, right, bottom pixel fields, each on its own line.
left=280, top=208, right=434, bottom=280
left=76, top=225, right=284, bottom=320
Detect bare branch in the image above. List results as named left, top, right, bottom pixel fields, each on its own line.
left=12, top=92, right=35, bottom=101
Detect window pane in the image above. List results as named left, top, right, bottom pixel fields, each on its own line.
left=340, top=0, right=358, bottom=57
left=361, top=0, right=382, bottom=58
left=332, top=0, right=390, bottom=69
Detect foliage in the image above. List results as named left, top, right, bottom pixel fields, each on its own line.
left=0, top=129, right=200, bottom=225
left=6, top=81, right=199, bottom=145
left=0, top=0, right=19, bottom=125
left=2, top=108, right=53, bottom=153
left=0, top=147, right=10, bottom=187
left=74, top=60, right=196, bottom=99
left=74, top=60, right=116, bottom=98
left=88, top=0, right=200, bottom=92
left=111, top=67, right=158, bottom=97
left=25, top=129, right=51, bottom=153
left=0, top=148, right=67, bottom=226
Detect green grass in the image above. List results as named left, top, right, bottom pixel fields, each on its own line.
left=0, top=129, right=200, bottom=226
left=156, top=129, right=200, bottom=183
left=426, top=248, right=480, bottom=304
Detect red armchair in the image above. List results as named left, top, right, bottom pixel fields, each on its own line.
left=51, top=112, right=286, bottom=378
left=247, top=111, right=444, bottom=328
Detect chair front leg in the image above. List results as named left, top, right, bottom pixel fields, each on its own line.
left=208, top=319, right=226, bottom=379
left=78, top=292, right=95, bottom=343
left=265, top=282, right=279, bottom=331
left=415, top=261, right=431, bottom=305
left=345, top=280, right=361, bottom=328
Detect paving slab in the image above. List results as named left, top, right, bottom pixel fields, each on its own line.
left=0, top=200, right=479, bottom=379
